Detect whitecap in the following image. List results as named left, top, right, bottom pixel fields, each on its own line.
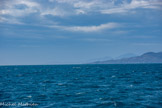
left=111, top=75, right=116, bottom=78
left=27, top=95, right=32, bottom=98
left=75, top=92, right=84, bottom=95
left=130, top=84, right=133, bottom=87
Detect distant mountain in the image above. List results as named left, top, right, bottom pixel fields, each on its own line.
left=91, top=52, right=162, bottom=64
left=86, top=56, right=113, bottom=63
left=115, top=53, right=137, bottom=59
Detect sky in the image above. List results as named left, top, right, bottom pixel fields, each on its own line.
left=0, top=0, right=162, bottom=65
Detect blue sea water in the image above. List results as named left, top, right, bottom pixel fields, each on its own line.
left=0, top=64, right=162, bottom=108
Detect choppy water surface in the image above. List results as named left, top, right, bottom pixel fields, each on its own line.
left=0, top=64, right=162, bottom=108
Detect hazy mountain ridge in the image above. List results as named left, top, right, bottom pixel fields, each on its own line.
left=91, top=52, right=162, bottom=64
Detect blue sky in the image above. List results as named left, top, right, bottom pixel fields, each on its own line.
left=0, top=0, right=162, bottom=65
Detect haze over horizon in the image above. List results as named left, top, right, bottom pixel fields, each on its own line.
left=0, top=0, right=162, bottom=65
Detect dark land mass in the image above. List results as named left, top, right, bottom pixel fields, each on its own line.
left=91, top=52, right=162, bottom=64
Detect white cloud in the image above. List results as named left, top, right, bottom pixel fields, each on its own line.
left=101, top=0, right=162, bottom=14
left=1, top=0, right=162, bottom=17
left=48, top=0, right=162, bottom=15
left=15, top=0, right=39, bottom=8
left=0, top=16, right=23, bottom=24
left=0, top=0, right=162, bottom=25
left=40, top=7, right=68, bottom=17
left=81, top=38, right=111, bottom=42
left=73, top=1, right=97, bottom=9
left=75, top=9, right=86, bottom=14
left=50, top=22, right=120, bottom=32
left=0, top=0, right=40, bottom=17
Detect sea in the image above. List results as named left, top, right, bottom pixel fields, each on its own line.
left=0, top=64, right=161, bottom=108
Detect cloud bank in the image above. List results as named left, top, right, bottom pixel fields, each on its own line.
left=50, top=22, right=120, bottom=32
left=0, top=0, right=161, bottom=31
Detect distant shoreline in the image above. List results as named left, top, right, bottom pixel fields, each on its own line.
left=0, top=63, right=162, bottom=67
